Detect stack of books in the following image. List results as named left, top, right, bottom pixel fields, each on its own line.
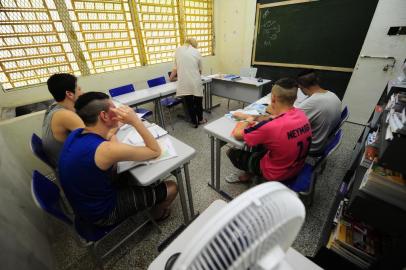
left=328, top=200, right=381, bottom=269
left=360, top=164, right=406, bottom=210
left=385, top=92, right=406, bottom=136
left=360, top=131, right=379, bottom=168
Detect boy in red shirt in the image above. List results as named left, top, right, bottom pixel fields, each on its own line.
left=227, top=78, right=312, bottom=182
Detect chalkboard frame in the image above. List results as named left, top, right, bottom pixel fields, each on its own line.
left=252, top=0, right=354, bottom=72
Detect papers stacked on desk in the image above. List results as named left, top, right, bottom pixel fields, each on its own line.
left=117, top=125, right=177, bottom=173
left=225, top=103, right=268, bottom=120
left=122, top=124, right=168, bottom=145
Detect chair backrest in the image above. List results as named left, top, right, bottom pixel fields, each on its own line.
left=108, top=84, right=135, bottom=97
left=147, top=76, right=166, bottom=88
left=30, top=133, right=55, bottom=170
left=323, top=128, right=343, bottom=159
left=31, top=170, right=73, bottom=225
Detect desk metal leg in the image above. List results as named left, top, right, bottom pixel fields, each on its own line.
left=155, top=99, right=166, bottom=130
left=183, top=163, right=196, bottom=219
left=208, top=136, right=215, bottom=189
left=215, top=138, right=222, bottom=191
left=172, top=167, right=189, bottom=224
left=208, top=82, right=220, bottom=111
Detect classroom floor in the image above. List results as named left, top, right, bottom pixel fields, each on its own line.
left=49, top=96, right=365, bottom=270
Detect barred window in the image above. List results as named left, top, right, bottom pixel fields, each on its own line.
left=65, top=0, right=141, bottom=74
left=0, top=0, right=81, bottom=90
left=0, top=0, right=214, bottom=91
left=183, top=0, right=213, bottom=56
left=135, top=0, right=180, bottom=65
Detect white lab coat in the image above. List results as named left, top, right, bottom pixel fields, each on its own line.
left=174, top=45, right=203, bottom=97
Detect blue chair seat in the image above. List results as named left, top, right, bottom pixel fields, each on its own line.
left=136, top=108, right=153, bottom=118
left=161, top=97, right=182, bottom=108
left=285, top=163, right=314, bottom=193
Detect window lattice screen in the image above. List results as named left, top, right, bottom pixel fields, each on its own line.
left=135, top=0, right=180, bottom=65
left=65, top=0, right=141, bottom=74
left=183, top=0, right=213, bottom=56
left=0, top=0, right=81, bottom=90
left=0, top=0, right=214, bottom=91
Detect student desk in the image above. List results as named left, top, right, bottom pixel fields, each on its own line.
left=203, top=95, right=271, bottom=199
left=203, top=117, right=244, bottom=199
left=208, top=74, right=271, bottom=104
left=112, top=77, right=213, bottom=129
left=148, top=200, right=322, bottom=270
left=116, top=128, right=197, bottom=224
left=112, top=88, right=166, bottom=128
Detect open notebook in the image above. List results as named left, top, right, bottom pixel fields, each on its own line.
left=117, top=126, right=177, bottom=173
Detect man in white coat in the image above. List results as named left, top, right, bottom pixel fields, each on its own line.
left=169, top=38, right=206, bottom=128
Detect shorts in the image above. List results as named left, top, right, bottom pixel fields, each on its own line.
left=95, top=172, right=167, bottom=226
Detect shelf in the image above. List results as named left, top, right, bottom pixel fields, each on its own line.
left=378, top=110, right=406, bottom=175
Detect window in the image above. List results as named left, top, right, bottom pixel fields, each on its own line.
left=65, top=0, right=141, bottom=73
left=135, top=0, right=180, bottom=65
left=0, top=0, right=81, bottom=90
left=183, top=0, right=213, bottom=56
left=0, top=0, right=214, bottom=91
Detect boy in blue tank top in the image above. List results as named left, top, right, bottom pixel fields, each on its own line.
left=59, top=92, right=177, bottom=226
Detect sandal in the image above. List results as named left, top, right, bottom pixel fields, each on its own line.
left=154, top=208, right=171, bottom=222
left=225, top=172, right=252, bottom=183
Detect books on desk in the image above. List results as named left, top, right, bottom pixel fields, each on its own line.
left=360, top=163, right=406, bottom=210
left=117, top=126, right=177, bottom=173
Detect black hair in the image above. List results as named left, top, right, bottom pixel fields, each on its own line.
left=47, top=73, right=77, bottom=102
left=74, top=92, right=110, bottom=125
left=275, top=77, right=298, bottom=89
left=297, top=69, right=320, bottom=88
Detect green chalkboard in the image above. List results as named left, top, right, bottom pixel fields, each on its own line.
left=253, top=0, right=378, bottom=72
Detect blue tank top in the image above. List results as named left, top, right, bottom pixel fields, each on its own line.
left=59, top=128, right=116, bottom=223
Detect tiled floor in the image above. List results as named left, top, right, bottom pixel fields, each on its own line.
left=49, top=97, right=364, bottom=269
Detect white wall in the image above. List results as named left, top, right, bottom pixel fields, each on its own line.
left=215, top=0, right=257, bottom=74
left=0, top=112, right=54, bottom=270
left=343, top=0, right=406, bottom=124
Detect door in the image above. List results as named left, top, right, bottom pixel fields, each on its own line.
left=343, top=0, right=406, bottom=125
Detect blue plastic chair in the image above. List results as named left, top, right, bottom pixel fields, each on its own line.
left=108, top=84, right=153, bottom=119
left=147, top=76, right=182, bottom=129
left=31, top=170, right=159, bottom=269
left=30, top=133, right=55, bottom=171
left=289, top=129, right=343, bottom=206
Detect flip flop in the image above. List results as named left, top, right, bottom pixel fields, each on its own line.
left=199, top=119, right=208, bottom=124
left=155, top=208, right=171, bottom=223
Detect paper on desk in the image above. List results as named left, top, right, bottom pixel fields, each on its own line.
left=117, top=136, right=177, bottom=173
left=122, top=124, right=168, bottom=145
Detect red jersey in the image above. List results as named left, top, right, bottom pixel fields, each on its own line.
left=243, top=108, right=312, bottom=181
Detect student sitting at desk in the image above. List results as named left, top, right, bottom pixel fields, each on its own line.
left=59, top=92, right=178, bottom=226
left=296, top=70, right=341, bottom=156
left=42, top=73, right=85, bottom=168
left=227, top=78, right=312, bottom=183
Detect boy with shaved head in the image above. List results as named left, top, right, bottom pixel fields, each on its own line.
left=59, top=92, right=177, bottom=226
left=227, top=78, right=312, bottom=183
